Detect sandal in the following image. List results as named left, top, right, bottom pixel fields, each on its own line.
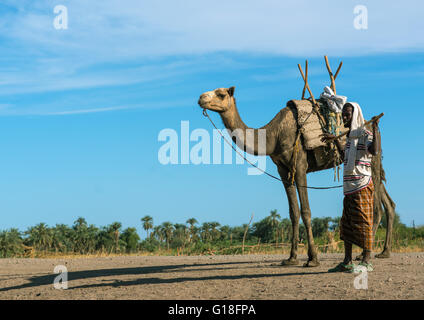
left=356, top=262, right=374, bottom=272
left=328, top=262, right=355, bottom=273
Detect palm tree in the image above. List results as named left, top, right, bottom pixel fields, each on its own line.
left=121, top=227, right=140, bottom=253
left=74, top=217, right=87, bottom=228
left=186, top=218, right=198, bottom=243
left=26, top=223, right=52, bottom=253
left=109, top=222, right=122, bottom=253
left=72, top=217, right=89, bottom=254
left=152, top=225, right=164, bottom=243
left=201, top=222, right=211, bottom=242
left=86, top=224, right=100, bottom=254
left=141, top=215, right=153, bottom=239
left=51, top=224, right=73, bottom=254
left=161, top=222, right=174, bottom=250
left=97, top=227, right=114, bottom=253
left=269, top=210, right=281, bottom=244
left=190, top=226, right=200, bottom=243
left=209, top=222, right=221, bottom=241
left=279, top=218, right=291, bottom=243
left=312, top=217, right=332, bottom=238
left=219, top=225, right=231, bottom=241
left=0, top=229, right=24, bottom=258
left=173, top=223, right=188, bottom=247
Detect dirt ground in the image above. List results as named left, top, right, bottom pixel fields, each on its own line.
left=0, top=252, right=423, bottom=300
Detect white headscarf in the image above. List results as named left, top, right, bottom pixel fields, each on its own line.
left=344, top=102, right=366, bottom=174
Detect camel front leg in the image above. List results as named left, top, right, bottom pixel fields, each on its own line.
left=295, top=171, right=319, bottom=267
left=278, top=166, right=301, bottom=266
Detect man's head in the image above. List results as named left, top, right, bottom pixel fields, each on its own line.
left=342, top=103, right=354, bottom=128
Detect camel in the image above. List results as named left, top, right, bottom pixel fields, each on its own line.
left=198, top=86, right=396, bottom=266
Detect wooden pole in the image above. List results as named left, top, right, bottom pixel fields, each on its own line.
left=298, top=63, right=327, bottom=128
left=242, top=213, right=254, bottom=255
left=324, top=55, right=337, bottom=94
left=301, top=60, right=308, bottom=100
left=334, top=61, right=343, bottom=80
left=298, top=63, right=317, bottom=106
left=323, top=113, right=384, bottom=141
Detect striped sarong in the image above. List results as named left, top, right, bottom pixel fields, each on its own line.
left=340, top=181, right=374, bottom=251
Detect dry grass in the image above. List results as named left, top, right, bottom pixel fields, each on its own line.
left=24, top=241, right=424, bottom=259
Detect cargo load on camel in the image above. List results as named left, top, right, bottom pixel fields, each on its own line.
left=287, top=57, right=382, bottom=183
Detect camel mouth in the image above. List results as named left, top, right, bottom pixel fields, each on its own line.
left=198, top=99, right=215, bottom=111
left=197, top=98, right=205, bottom=107
left=198, top=101, right=209, bottom=110
left=198, top=103, right=223, bottom=113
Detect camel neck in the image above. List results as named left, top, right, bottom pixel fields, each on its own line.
left=221, top=99, right=249, bottom=132
left=219, top=98, right=276, bottom=156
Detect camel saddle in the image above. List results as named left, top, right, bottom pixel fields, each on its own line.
left=287, top=99, right=348, bottom=168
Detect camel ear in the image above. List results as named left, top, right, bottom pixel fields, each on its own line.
left=228, top=86, right=235, bottom=97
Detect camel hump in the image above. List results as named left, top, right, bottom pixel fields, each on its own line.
left=287, top=99, right=314, bottom=112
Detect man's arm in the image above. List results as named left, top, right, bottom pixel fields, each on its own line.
left=368, top=119, right=381, bottom=156
left=321, top=133, right=345, bottom=159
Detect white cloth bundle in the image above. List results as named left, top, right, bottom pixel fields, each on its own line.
left=320, top=86, right=347, bottom=113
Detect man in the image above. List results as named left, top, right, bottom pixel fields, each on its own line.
left=321, top=102, right=381, bottom=272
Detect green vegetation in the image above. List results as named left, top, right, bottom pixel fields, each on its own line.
left=0, top=212, right=422, bottom=258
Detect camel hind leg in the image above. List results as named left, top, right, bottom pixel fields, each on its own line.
left=375, top=183, right=395, bottom=258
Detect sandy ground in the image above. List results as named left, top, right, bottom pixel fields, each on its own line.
left=0, top=253, right=423, bottom=300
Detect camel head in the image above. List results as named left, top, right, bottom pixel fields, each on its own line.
left=198, top=86, right=235, bottom=113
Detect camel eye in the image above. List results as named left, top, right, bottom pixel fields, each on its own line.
left=217, top=92, right=226, bottom=99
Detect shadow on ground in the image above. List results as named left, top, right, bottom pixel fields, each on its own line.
left=0, top=258, right=332, bottom=292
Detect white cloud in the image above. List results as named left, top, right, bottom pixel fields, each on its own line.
left=0, top=0, right=422, bottom=114
left=40, top=105, right=136, bottom=116
left=2, top=0, right=423, bottom=58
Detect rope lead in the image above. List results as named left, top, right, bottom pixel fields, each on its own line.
left=202, top=108, right=343, bottom=190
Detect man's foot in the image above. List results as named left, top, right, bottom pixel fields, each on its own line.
left=357, top=261, right=374, bottom=272
left=352, top=262, right=373, bottom=273
left=328, top=262, right=355, bottom=273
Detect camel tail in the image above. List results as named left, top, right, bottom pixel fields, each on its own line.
left=381, top=167, right=387, bottom=183
left=382, top=183, right=396, bottom=210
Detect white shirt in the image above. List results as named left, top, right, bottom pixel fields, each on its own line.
left=343, top=129, right=373, bottom=195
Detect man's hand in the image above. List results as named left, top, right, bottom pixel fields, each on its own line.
left=368, top=116, right=381, bottom=156
left=321, top=132, right=345, bottom=159
left=371, top=116, right=380, bottom=130
left=320, top=133, right=336, bottom=143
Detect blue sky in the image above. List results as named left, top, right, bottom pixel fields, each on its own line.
left=0, top=1, right=423, bottom=237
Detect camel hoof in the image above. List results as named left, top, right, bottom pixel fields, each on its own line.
left=303, top=259, right=320, bottom=267
left=280, top=258, right=299, bottom=266
left=375, top=251, right=390, bottom=259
